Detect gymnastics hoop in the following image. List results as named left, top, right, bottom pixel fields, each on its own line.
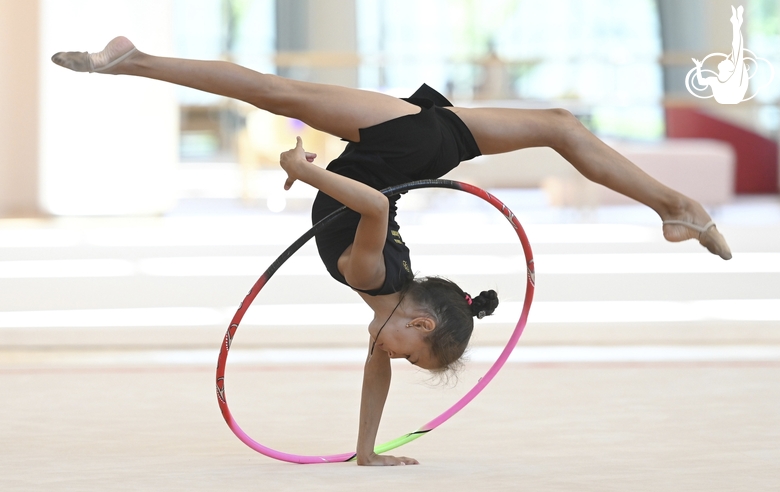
left=216, top=179, right=535, bottom=464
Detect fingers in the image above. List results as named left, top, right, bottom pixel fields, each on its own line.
left=357, top=453, right=419, bottom=466
left=295, top=136, right=306, bottom=154
left=387, top=456, right=418, bottom=466
left=280, top=137, right=313, bottom=190
left=295, top=136, right=318, bottom=162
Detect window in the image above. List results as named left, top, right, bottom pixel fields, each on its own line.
left=356, top=0, right=664, bottom=139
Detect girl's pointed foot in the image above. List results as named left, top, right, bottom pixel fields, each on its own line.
left=51, top=36, right=137, bottom=74
left=662, top=219, right=732, bottom=260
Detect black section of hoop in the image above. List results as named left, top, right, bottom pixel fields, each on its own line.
left=261, top=179, right=463, bottom=281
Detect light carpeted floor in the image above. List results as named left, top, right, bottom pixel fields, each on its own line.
left=1, top=194, right=779, bottom=491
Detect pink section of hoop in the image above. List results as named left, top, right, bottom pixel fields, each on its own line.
left=418, top=182, right=534, bottom=431
left=216, top=180, right=534, bottom=463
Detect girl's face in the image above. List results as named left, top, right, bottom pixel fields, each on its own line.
left=376, top=320, right=435, bottom=369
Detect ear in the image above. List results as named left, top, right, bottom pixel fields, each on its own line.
left=408, top=317, right=436, bottom=333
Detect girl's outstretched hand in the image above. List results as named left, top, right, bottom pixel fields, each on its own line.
left=357, top=452, right=419, bottom=466
left=279, top=136, right=317, bottom=190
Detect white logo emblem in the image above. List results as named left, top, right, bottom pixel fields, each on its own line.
left=685, top=5, right=774, bottom=104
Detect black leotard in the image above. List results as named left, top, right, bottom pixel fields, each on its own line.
left=311, top=84, right=481, bottom=296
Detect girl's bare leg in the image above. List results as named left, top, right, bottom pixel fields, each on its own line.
left=449, top=106, right=732, bottom=259
left=51, top=37, right=418, bottom=142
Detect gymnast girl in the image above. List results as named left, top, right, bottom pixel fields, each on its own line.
left=52, top=37, right=732, bottom=466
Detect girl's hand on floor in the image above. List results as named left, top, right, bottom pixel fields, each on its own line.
left=279, top=136, right=317, bottom=190
left=356, top=452, right=419, bottom=466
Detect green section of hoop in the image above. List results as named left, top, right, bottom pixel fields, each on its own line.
left=347, top=430, right=428, bottom=461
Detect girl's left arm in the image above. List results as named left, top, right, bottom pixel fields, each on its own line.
left=280, top=137, right=388, bottom=291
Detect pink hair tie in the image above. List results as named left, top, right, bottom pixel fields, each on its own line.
left=464, top=294, right=473, bottom=305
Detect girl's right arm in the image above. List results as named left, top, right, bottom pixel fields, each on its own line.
left=356, top=341, right=419, bottom=466
left=280, top=137, right=389, bottom=291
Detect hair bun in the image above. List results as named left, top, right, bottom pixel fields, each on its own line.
left=468, top=290, right=499, bottom=319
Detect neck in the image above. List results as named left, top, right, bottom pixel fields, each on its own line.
left=359, top=291, right=405, bottom=339
left=366, top=293, right=405, bottom=360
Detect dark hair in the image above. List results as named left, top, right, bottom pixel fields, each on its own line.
left=401, top=277, right=499, bottom=374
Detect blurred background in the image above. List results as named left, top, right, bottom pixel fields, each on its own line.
left=1, top=0, right=779, bottom=349
left=1, top=0, right=778, bottom=217
left=0, top=0, right=779, bottom=347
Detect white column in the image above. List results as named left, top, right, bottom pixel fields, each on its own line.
left=276, top=0, right=357, bottom=87
left=306, top=0, right=357, bottom=87
left=39, top=0, right=178, bottom=215
left=0, top=0, right=42, bottom=217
